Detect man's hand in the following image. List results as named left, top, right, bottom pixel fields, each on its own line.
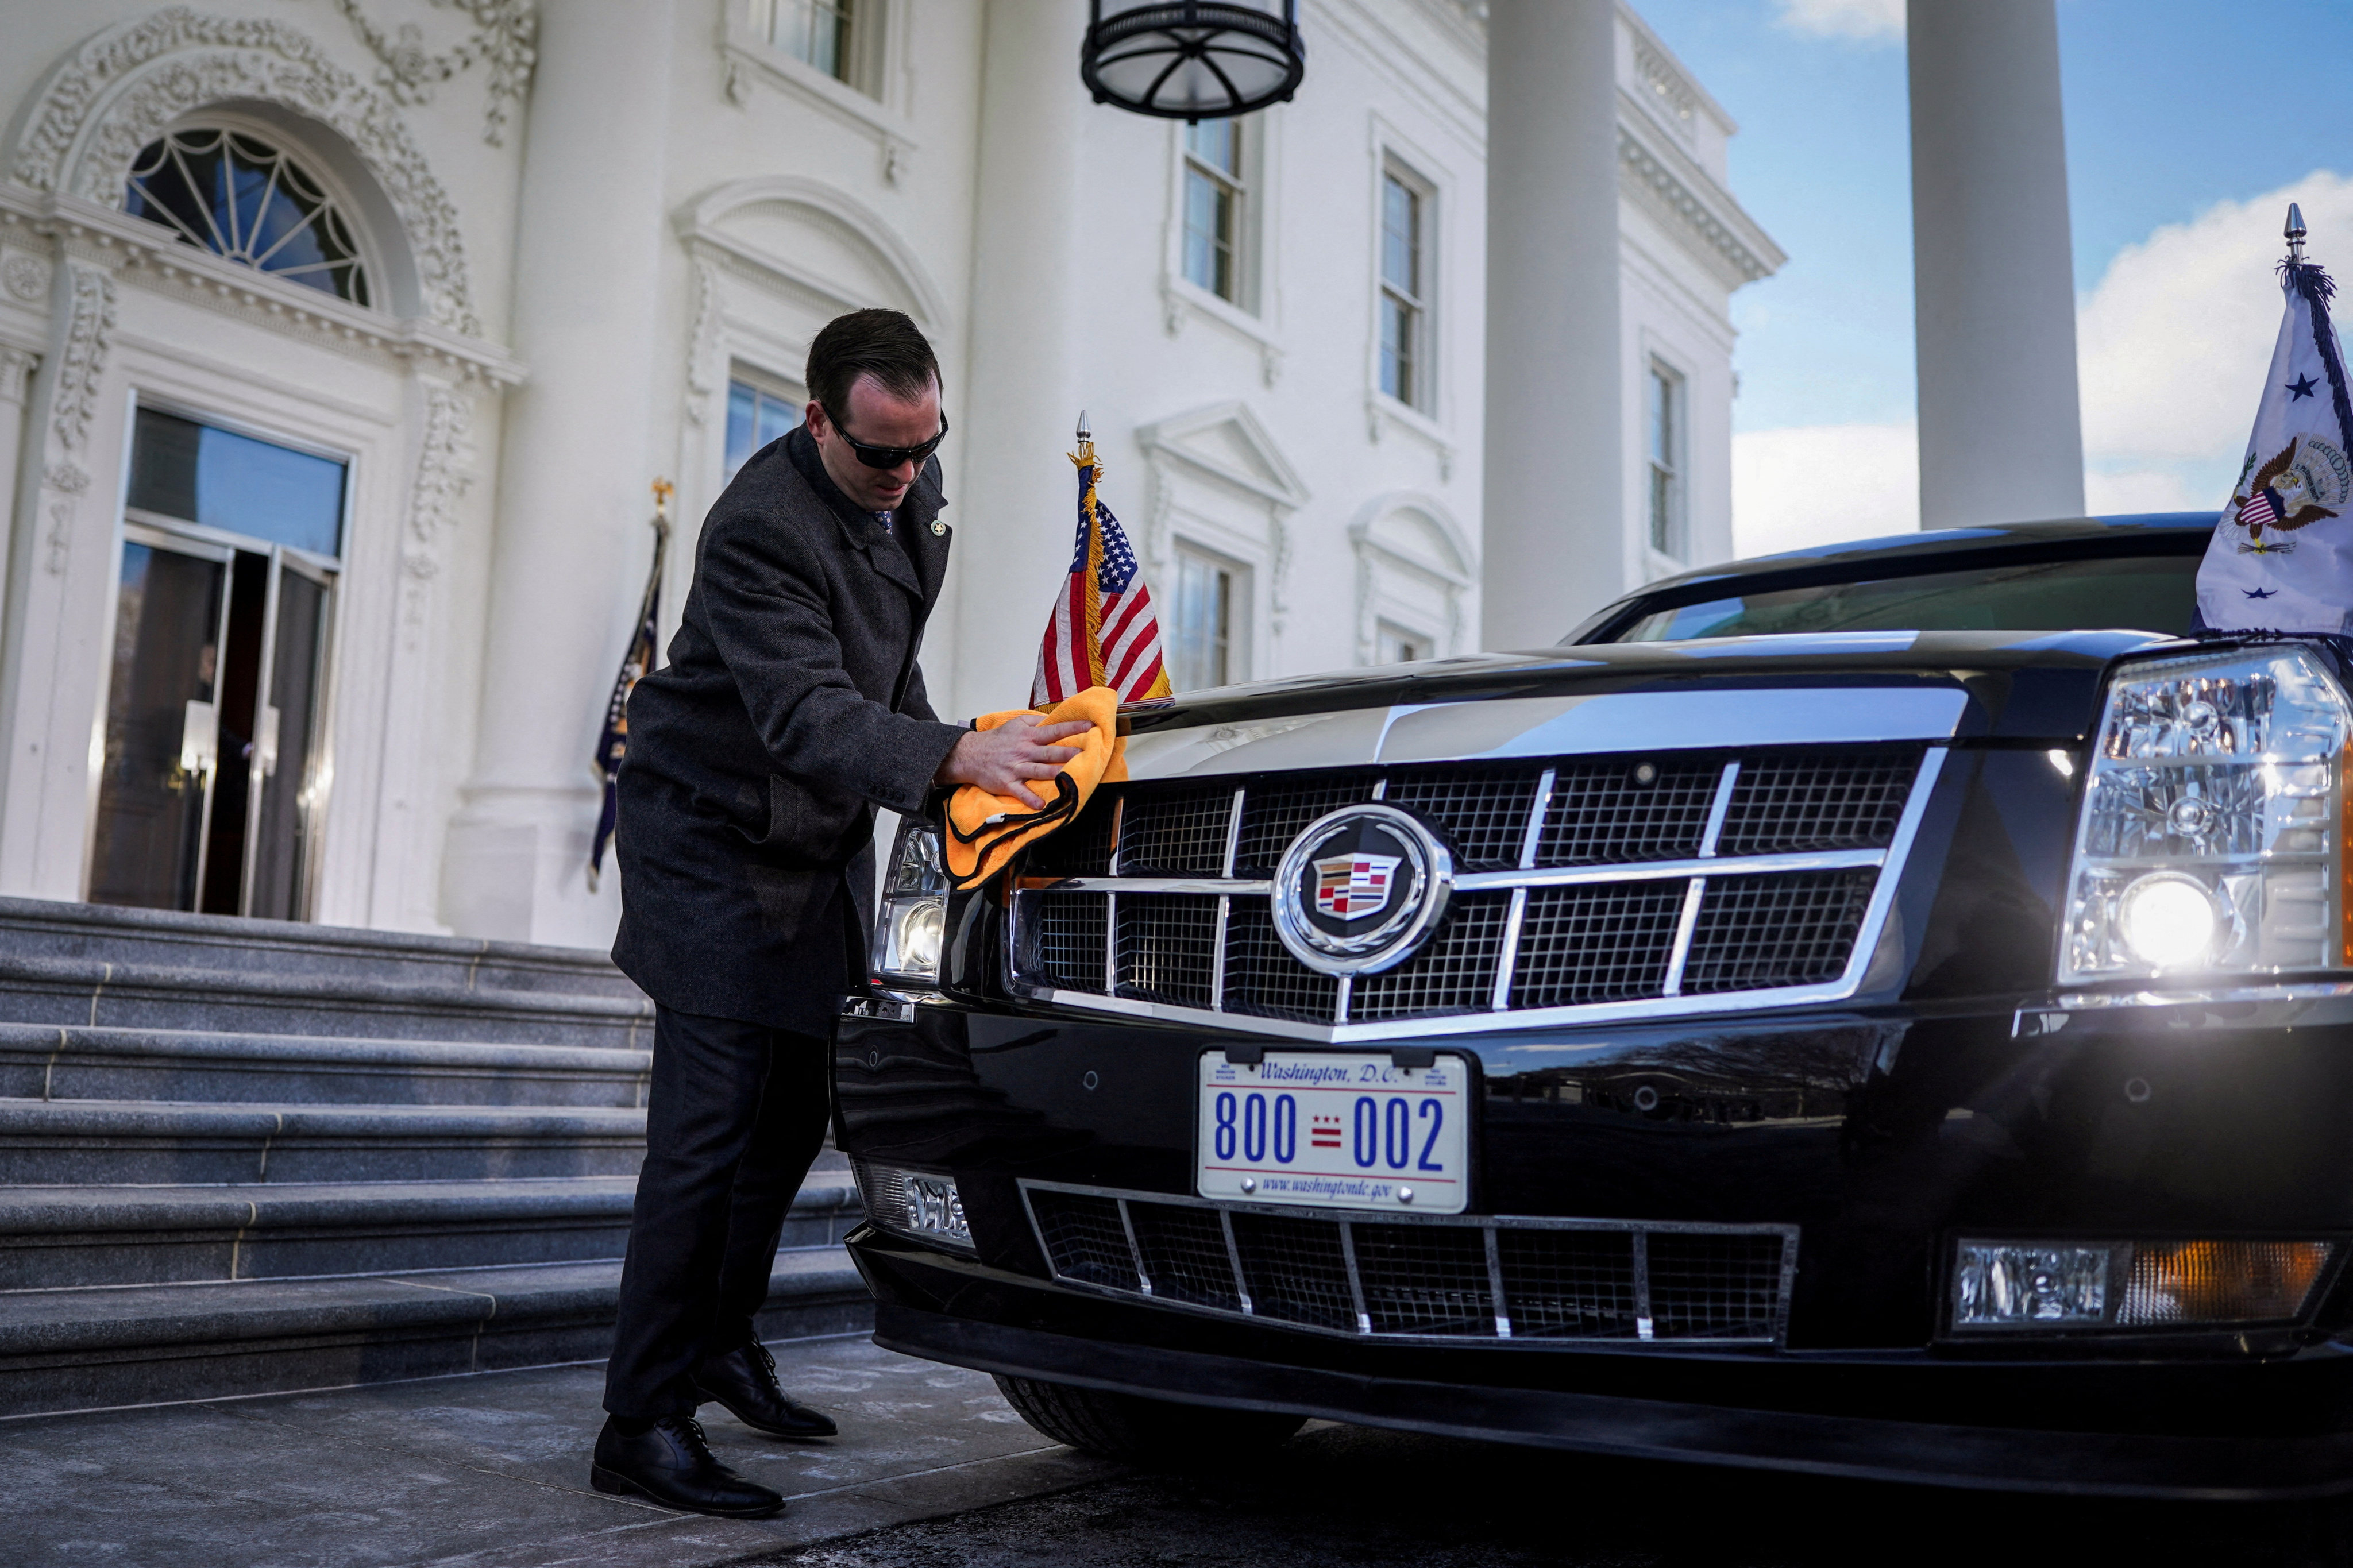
left=935, top=713, right=1095, bottom=810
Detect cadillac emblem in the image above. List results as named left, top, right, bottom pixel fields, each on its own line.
left=1271, top=804, right=1453, bottom=975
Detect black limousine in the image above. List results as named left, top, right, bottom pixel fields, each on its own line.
left=836, top=512, right=2353, bottom=1497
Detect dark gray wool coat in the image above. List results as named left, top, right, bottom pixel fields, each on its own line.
left=612, top=424, right=963, bottom=1032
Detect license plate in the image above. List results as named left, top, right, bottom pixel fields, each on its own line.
left=1196, top=1050, right=1469, bottom=1214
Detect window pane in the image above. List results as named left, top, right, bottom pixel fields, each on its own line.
left=1380, top=296, right=1415, bottom=405
left=1172, top=553, right=1234, bottom=691
left=1382, top=176, right=1418, bottom=296
left=773, top=0, right=853, bottom=80
left=726, top=383, right=758, bottom=478
left=1650, top=467, right=1674, bottom=555
left=1185, top=118, right=1239, bottom=176
left=128, top=408, right=345, bottom=558
left=1183, top=168, right=1237, bottom=300
left=756, top=391, right=802, bottom=450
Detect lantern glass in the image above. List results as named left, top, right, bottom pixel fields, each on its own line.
left=1084, top=1, right=1306, bottom=121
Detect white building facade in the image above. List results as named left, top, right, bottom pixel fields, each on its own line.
left=0, top=0, right=1777, bottom=949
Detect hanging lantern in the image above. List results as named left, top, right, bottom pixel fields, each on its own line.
left=1080, top=2, right=1306, bottom=122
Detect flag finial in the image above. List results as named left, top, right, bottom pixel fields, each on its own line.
left=2288, top=203, right=2308, bottom=265
left=1075, top=410, right=1090, bottom=443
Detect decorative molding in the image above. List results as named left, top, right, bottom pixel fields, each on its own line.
left=329, top=0, right=538, bottom=146
left=1617, top=121, right=1785, bottom=288
left=1364, top=391, right=1459, bottom=482
left=10, top=10, right=480, bottom=333
left=0, top=190, right=521, bottom=384
left=1137, top=401, right=1311, bottom=642
left=1, top=252, right=50, bottom=303
left=675, top=175, right=949, bottom=328
left=0, top=345, right=37, bottom=404
left=1348, top=491, right=1475, bottom=665
left=35, top=261, right=116, bottom=579
left=682, top=253, right=723, bottom=426
left=49, top=264, right=114, bottom=457
left=398, top=380, right=475, bottom=643
left=1633, top=36, right=1697, bottom=145
left=719, top=6, right=919, bottom=189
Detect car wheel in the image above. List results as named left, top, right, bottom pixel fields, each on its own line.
left=992, top=1374, right=1307, bottom=1463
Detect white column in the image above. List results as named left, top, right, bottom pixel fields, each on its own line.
left=1908, top=0, right=2085, bottom=528
left=941, top=0, right=1090, bottom=723
left=1480, top=0, right=1623, bottom=650
left=443, top=0, right=676, bottom=946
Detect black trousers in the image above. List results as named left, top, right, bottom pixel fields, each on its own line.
left=604, top=1006, right=832, bottom=1418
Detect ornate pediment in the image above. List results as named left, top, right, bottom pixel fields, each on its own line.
left=1135, top=401, right=1310, bottom=513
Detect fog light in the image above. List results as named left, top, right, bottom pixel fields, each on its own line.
left=1953, top=1238, right=2337, bottom=1332
left=2115, top=873, right=2220, bottom=968
left=1953, top=1242, right=2117, bottom=1327
left=851, top=1160, right=973, bottom=1251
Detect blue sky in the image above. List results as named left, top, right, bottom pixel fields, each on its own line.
left=1634, top=0, right=2353, bottom=438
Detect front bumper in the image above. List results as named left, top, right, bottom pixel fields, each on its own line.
left=836, top=988, right=2353, bottom=1496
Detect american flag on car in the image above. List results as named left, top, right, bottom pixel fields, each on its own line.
left=1032, top=421, right=1174, bottom=706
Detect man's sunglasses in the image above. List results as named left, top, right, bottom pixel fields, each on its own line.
left=825, top=408, right=949, bottom=470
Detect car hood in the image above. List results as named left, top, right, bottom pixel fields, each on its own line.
left=1115, top=629, right=2182, bottom=780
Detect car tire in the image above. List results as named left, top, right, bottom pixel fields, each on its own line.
left=992, top=1374, right=1306, bottom=1464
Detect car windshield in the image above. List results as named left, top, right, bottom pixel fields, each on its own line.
left=1604, top=553, right=2202, bottom=642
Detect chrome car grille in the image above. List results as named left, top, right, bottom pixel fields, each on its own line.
left=1021, top=1180, right=1797, bottom=1346
left=1008, top=744, right=1944, bottom=1041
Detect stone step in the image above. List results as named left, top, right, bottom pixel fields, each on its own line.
left=0, top=1023, right=649, bottom=1109
left=0, top=1100, right=647, bottom=1185
left=0, top=895, right=643, bottom=1000
left=0, top=1246, right=871, bottom=1418
left=0, top=951, right=650, bottom=1048
left=0, top=1169, right=860, bottom=1291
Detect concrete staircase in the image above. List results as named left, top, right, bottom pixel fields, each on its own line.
left=0, top=897, right=870, bottom=1417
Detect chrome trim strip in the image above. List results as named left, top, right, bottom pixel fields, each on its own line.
left=1453, top=849, right=1885, bottom=891
left=1484, top=1225, right=1513, bottom=1339
left=2053, top=980, right=2353, bottom=1011
left=1017, top=1178, right=1797, bottom=1349
left=1830, top=744, right=1949, bottom=993
left=1700, top=762, right=1741, bottom=856
left=1661, top=877, right=1707, bottom=998
left=1221, top=786, right=1245, bottom=877
left=1334, top=973, right=1353, bottom=1025
left=1519, top=768, right=1555, bottom=871
left=1633, top=1232, right=1654, bottom=1341
left=1492, top=887, right=1528, bottom=1011
left=1106, top=794, right=1126, bottom=876
left=1037, top=847, right=1887, bottom=897
left=1025, top=876, right=1273, bottom=895
left=1210, top=893, right=1230, bottom=1012
left=1103, top=891, right=1118, bottom=995
left=1116, top=1196, right=1150, bottom=1296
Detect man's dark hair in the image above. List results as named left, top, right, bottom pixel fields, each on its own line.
left=806, top=308, right=939, bottom=422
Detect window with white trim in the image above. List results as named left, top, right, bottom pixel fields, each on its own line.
left=1646, top=360, right=1685, bottom=560
left=1378, top=165, right=1430, bottom=411
left=1182, top=119, right=1247, bottom=305
left=1171, top=546, right=1240, bottom=692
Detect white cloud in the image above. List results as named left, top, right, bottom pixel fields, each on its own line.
left=1772, top=0, right=1904, bottom=43
left=1731, top=423, right=1918, bottom=558
left=2077, top=170, right=2353, bottom=509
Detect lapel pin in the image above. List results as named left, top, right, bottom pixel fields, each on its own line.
left=931, top=520, right=947, bottom=536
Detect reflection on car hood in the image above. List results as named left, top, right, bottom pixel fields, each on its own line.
left=1114, top=629, right=2179, bottom=778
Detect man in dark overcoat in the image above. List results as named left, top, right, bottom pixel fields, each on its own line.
left=591, top=310, right=1088, bottom=1517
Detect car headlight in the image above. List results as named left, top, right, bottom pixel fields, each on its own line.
left=871, top=814, right=949, bottom=988
left=2061, top=644, right=2353, bottom=983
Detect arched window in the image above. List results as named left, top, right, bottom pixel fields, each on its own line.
left=124, top=129, right=371, bottom=306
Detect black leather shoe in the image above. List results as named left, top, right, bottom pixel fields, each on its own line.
left=590, top=1415, right=786, bottom=1518
left=690, top=1341, right=840, bottom=1440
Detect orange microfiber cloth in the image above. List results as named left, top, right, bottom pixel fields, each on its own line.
left=945, top=686, right=1127, bottom=889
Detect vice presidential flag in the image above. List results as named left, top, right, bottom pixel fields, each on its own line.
left=2196, top=258, right=2353, bottom=631
left=1032, top=434, right=1174, bottom=706
left=588, top=486, right=672, bottom=891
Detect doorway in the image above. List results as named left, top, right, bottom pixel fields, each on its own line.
left=88, top=407, right=343, bottom=920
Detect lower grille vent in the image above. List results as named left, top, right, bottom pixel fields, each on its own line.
left=1022, top=1181, right=1795, bottom=1346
